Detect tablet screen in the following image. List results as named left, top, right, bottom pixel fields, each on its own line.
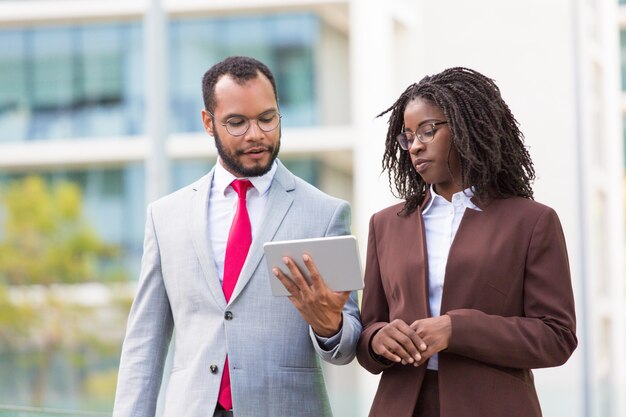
left=263, top=235, right=363, bottom=296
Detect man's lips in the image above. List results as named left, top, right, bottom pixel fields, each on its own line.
left=241, top=146, right=271, bottom=159
left=244, top=146, right=268, bottom=154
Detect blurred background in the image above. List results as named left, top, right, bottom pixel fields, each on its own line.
left=0, top=0, right=623, bottom=416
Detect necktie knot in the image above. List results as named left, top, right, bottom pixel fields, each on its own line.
left=231, top=179, right=252, bottom=199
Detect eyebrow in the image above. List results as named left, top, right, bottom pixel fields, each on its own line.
left=223, top=108, right=278, bottom=120
left=404, top=119, right=444, bottom=130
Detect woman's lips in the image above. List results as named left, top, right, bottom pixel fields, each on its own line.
left=413, top=158, right=431, bottom=173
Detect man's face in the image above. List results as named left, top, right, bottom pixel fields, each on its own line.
left=202, top=73, right=280, bottom=177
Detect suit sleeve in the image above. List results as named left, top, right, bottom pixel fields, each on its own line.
left=356, top=214, right=395, bottom=374
left=112, top=205, right=174, bottom=417
left=310, top=200, right=363, bottom=365
left=446, top=207, right=577, bottom=369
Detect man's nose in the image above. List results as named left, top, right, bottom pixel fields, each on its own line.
left=243, top=120, right=263, bottom=139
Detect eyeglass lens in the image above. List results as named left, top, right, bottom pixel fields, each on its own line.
left=225, top=111, right=281, bottom=136
left=396, top=124, right=437, bottom=150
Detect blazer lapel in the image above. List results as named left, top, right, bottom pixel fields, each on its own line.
left=229, top=162, right=295, bottom=303
left=190, top=168, right=228, bottom=309
left=406, top=208, right=430, bottom=320
left=440, top=204, right=486, bottom=313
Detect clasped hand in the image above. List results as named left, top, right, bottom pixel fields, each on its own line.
left=371, top=315, right=452, bottom=366
left=272, top=254, right=349, bottom=338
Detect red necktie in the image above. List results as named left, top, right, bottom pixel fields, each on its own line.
left=218, top=179, right=253, bottom=411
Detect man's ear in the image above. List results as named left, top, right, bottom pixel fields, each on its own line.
left=201, top=109, right=214, bottom=136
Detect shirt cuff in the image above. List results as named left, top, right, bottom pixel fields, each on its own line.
left=314, top=327, right=343, bottom=351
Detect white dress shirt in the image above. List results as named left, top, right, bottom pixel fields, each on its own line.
left=422, top=185, right=480, bottom=370
left=209, top=158, right=277, bottom=283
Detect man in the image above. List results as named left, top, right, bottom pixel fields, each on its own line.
left=112, top=56, right=361, bottom=417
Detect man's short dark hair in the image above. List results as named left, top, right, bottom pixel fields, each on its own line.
left=202, top=56, right=278, bottom=113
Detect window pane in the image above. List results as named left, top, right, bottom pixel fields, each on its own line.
left=31, top=27, right=75, bottom=140
left=0, top=30, right=27, bottom=142
left=0, top=23, right=144, bottom=142
left=170, top=13, right=318, bottom=133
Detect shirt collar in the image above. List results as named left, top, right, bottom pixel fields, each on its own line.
left=213, top=157, right=278, bottom=197
left=422, top=185, right=480, bottom=214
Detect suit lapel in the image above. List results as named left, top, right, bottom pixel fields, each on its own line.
left=440, top=205, right=486, bottom=313
left=190, top=169, right=228, bottom=309
left=405, top=209, right=430, bottom=320
left=229, top=162, right=295, bottom=303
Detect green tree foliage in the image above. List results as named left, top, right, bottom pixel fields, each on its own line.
left=0, top=176, right=131, bottom=408
left=0, top=176, right=118, bottom=285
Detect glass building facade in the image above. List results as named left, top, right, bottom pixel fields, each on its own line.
left=0, top=24, right=143, bottom=142
left=0, top=11, right=323, bottom=266
left=0, top=13, right=319, bottom=143
left=0, top=11, right=326, bottom=412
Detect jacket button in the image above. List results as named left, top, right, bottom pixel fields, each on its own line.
left=224, top=311, right=233, bottom=320
left=210, top=364, right=218, bottom=374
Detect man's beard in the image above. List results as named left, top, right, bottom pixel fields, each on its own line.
left=214, top=128, right=281, bottom=177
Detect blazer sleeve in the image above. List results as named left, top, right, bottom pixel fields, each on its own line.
left=446, top=207, right=578, bottom=369
left=112, top=204, right=174, bottom=417
left=356, top=213, right=395, bottom=374
left=310, top=200, right=363, bottom=365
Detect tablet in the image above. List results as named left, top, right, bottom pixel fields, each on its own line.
left=263, top=235, right=363, bottom=297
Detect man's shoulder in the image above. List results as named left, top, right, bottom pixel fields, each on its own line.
left=276, top=162, right=347, bottom=207
left=149, top=171, right=212, bottom=211
left=292, top=176, right=344, bottom=203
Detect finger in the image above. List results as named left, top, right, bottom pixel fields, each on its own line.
left=302, top=254, right=325, bottom=290
left=388, top=322, right=428, bottom=362
left=408, top=331, right=427, bottom=353
left=387, top=329, right=420, bottom=364
left=272, top=267, right=300, bottom=297
left=408, top=320, right=429, bottom=352
left=282, top=257, right=312, bottom=294
left=382, top=338, right=414, bottom=363
left=377, top=342, right=403, bottom=363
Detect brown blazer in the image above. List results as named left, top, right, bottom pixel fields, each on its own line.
left=357, top=196, right=577, bottom=417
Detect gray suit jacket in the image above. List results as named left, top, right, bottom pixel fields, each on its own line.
left=113, top=160, right=361, bottom=417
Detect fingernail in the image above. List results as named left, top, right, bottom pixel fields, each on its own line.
left=272, top=268, right=279, bottom=276
left=415, top=355, right=421, bottom=361
left=282, top=257, right=289, bottom=264
left=420, top=344, right=427, bottom=351
left=302, top=254, right=310, bottom=261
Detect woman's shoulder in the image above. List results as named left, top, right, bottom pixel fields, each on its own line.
left=488, top=196, right=554, bottom=211
left=371, top=201, right=406, bottom=217
left=483, top=196, right=560, bottom=223
left=369, top=201, right=418, bottom=226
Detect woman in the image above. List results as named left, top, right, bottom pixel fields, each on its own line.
left=356, top=67, right=577, bottom=417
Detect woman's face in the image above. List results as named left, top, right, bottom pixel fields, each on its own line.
left=403, top=97, right=462, bottom=201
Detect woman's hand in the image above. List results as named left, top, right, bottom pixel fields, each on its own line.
left=371, top=319, right=428, bottom=366
left=410, top=315, right=452, bottom=361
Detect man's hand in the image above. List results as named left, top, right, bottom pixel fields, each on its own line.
left=371, top=319, right=427, bottom=366
left=273, top=254, right=349, bottom=337
left=409, top=315, right=452, bottom=364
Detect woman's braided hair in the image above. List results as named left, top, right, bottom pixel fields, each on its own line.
left=379, top=67, right=535, bottom=215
